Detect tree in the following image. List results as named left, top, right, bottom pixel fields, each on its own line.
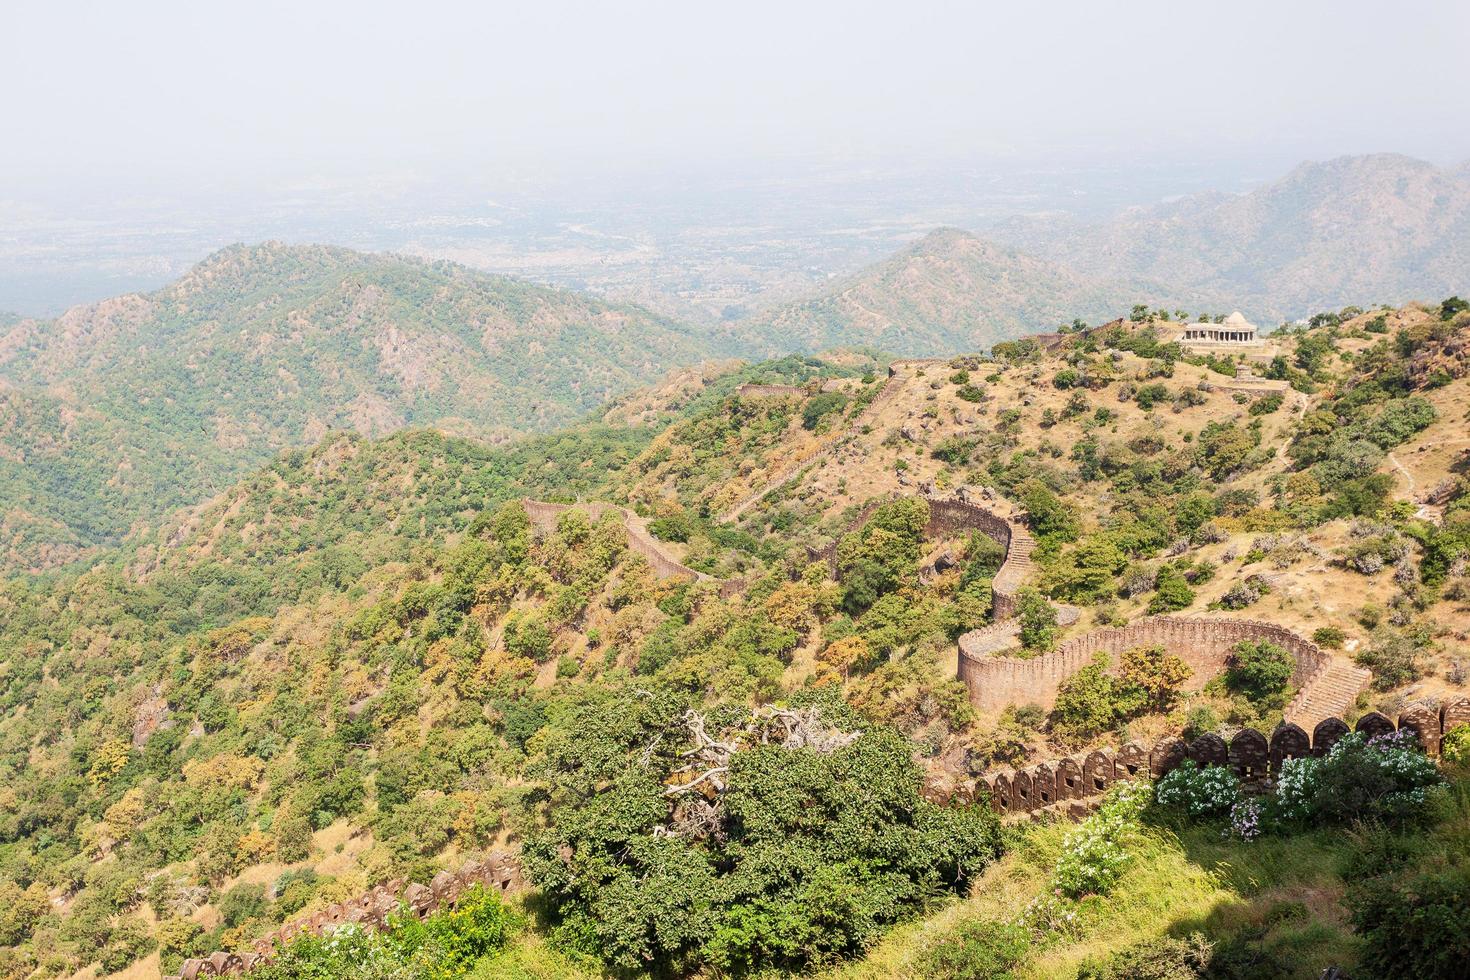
left=1224, top=640, right=1294, bottom=708
left=818, top=636, right=870, bottom=677
left=1051, top=535, right=1128, bottom=602
left=523, top=698, right=1002, bottom=974
left=836, top=498, right=929, bottom=613
left=274, top=809, right=315, bottom=863
left=1147, top=565, right=1196, bottom=614
left=1197, top=422, right=1257, bottom=480
left=1022, top=484, right=1079, bottom=544
left=1050, top=654, right=1139, bottom=743
left=1118, top=644, right=1192, bottom=712
left=801, top=392, right=849, bottom=430
left=1016, top=588, right=1059, bottom=652
left=0, top=881, right=49, bottom=947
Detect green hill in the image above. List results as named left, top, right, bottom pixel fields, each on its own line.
left=0, top=242, right=727, bottom=569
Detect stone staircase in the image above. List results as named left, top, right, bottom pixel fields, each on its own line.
left=1284, top=659, right=1373, bottom=731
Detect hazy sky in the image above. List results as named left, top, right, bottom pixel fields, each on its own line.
left=5, top=0, right=1469, bottom=194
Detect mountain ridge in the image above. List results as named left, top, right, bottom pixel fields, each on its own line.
left=992, top=153, right=1470, bottom=321
left=735, top=226, right=1147, bottom=355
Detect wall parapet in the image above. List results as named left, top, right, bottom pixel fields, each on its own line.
left=924, top=698, right=1469, bottom=820
left=957, top=615, right=1332, bottom=715
left=167, top=853, right=522, bottom=979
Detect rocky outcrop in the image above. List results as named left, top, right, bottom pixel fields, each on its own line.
left=167, top=853, right=521, bottom=979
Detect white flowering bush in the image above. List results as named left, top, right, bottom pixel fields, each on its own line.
left=1270, top=755, right=1319, bottom=824
left=1152, top=761, right=1242, bottom=818
left=1262, top=729, right=1442, bottom=828
left=1020, top=890, right=1082, bottom=938
left=1050, top=780, right=1151, bottom=899
left=252, top=885, right=517, bottom=980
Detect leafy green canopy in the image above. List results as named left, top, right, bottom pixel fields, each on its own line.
left=522, top=688, right=1002, bottom=975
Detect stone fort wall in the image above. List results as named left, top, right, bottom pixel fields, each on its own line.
left=734, top=382, right=806, bottom=398
left=958, top=616, right=1332, bottom=712
left=522, top=499, right=707, bottom=583
left=720, top=358, right=949, bottom=522
left=925, top=697, right=1470, bottom=820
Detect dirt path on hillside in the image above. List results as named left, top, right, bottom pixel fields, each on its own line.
left=1273, top=390, right=1310, bottom=462
left=1388, top=451, right=1416, bottom=492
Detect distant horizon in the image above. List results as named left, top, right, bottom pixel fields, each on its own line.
left=3, top=148, right=1465, bottom=318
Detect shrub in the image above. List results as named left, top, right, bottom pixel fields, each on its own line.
left=1049, top=654, right=1144, bottom=743
left=1134, top=383, right=1170, bottom=410
left=1312, top=626, right=1345, bottom=649
left=1147, top=565, right=1196, bottom=614
left=1223, top=640, right=1293, bottom=709
left=1217, top=582, right=1261, bottom=610
left=253, top=885, right=516, bottom=980
left=1355, top=627, right=1428, bottom=690
left=932, top=436, right=978, bottom=464
left=1443, top=724, right=1470, bottom=766
left=1078, top=933, right=1214, bottom=979
left=915, top=918, right=1030, bottom=979
left=1349, top=866, right=1470, bottom=979
left=1153, top=761, right=1242, bottom=817
left=1248, top=392, right=1285, bottom=416
left=217, top=882, right=269, bottom=929
left=1051, top=781, right=1151, bottom=898
left=1267, top=730, right=1443, bottom=828
left=1182, top=705, right=1220, bottom=742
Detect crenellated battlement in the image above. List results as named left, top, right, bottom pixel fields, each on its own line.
left=957, top=615, right=1334, bottom=714
left=924, top=697, right=1470, bottom=820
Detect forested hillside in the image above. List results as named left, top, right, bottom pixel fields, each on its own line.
left=2, top=306, right=1470, bottom=979
left=0, top=243, right=727, bottom=571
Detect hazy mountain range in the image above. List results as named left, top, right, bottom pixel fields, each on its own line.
left=1, top=153, right=1466, bottom=571
left=989, top=153, right=1470, bottom=321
